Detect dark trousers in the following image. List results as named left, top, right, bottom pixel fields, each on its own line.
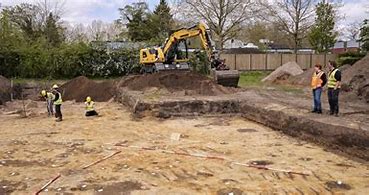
left=86, top=110, right=98, bottom=117
left=328, top=88, right=340, bottom=114
left=312, top=87, right=322, bottom=112
left=55, top=105, right=62, bottom=119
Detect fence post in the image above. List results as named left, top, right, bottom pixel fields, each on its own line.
left=280, top=54, right=283, bottom=66
left=250, top=54, right=253, bottom=70
left=310, top=53, right=313, bottom=68
left=265, top=53, right=268, bottom=70
left=234, top=54, right=237, bottom=70
left=324, top=53, right=327, bottom=66
left=295, top=53, right=298, bottom=63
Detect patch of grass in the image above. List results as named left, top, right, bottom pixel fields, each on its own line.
left=238, top=71, right=271, bottom=88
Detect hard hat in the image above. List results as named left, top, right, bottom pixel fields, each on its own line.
left=86, top=96, right=92, bottom=102
left=41, top=90, right=46, bottom=96
left=52, top=84, right=59, bottom=89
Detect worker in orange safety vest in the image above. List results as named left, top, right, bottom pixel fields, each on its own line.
left=311, top=64, right=327, bottom=114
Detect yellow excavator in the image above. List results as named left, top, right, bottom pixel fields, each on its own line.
left=139, top=22, right=240, bottom=87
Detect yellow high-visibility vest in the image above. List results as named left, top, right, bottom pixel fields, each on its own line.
left=54, top=92, right=62, bottom=105
left=328, top=69, right=340, bottom=88
left=311, top=71, right=324, bottom=89
left=85, top=101, right=95, bottom=111
left=46, top=92, right=54, bottom=101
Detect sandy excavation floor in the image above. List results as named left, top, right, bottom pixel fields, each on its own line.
left=1, top=101, right=369, bottom=194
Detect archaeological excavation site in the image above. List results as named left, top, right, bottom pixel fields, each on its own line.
left=1, top=54, right=369, bottom=195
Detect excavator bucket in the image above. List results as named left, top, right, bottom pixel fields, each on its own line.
left=211, top=70, right=240, bottom=87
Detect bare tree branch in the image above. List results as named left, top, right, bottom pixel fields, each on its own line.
left=181, top=0, right=258, bottom=49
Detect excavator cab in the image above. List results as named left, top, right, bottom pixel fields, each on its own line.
left=139, top=22, right=239, bottom=87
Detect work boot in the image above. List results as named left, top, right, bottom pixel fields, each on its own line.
left=311, top=110, right=317, bottom=113
left=317, top=110, right=322, bottom=114
left=334, top=113, right=339, bottom=117
left=56, top=118, right=62, bottom=122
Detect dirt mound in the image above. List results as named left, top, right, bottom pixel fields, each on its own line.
left=0, top=75, right=11, bottom=105
left=282, top=64, right=351, bottom=86
left=342, top=54, right=369, bottom=103
left=262, top=61, right=303, bottom=83
left=119, top=71, right=232, bottom=96
left=61, top=76, right=116, bottom=102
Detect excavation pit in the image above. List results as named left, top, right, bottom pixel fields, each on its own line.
left=118, top=87, right=369, bottom=161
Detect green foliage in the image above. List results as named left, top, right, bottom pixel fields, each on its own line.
left=119, top=2, right=153, bottom=42
left=189, top=51, right=210, bottom=75
left=360, top=19, right=369, bottom=52
left=118, top=0, right=173, bottom=44
left=309, top=2, right=337, bottom=53
left=151, top=0, right=173, bottom=43
left=337, top=52, right=366, bottom=65
left=44, top=13, right=64, bottom=47
left=3, top=3, right=43, bottom=40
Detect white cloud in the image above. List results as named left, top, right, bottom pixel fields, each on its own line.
left=340, top=0, right=368, bottom=24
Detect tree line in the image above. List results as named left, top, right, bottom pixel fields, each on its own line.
left=0, top=0, right=369, bottom=79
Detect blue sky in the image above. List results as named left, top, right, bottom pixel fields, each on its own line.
left=1, top=0, right=368, bottom=26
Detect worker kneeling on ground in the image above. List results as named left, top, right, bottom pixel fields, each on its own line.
left=52, top=84, right=63, bottom=122
left=41, top=90, right=55, bottom=117
left=85, top=96, right=98, bottom=117
left=311, top=64, right=327, bottom=114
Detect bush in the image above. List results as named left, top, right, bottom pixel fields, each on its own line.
left=189, top=51, right=210, bottom=75
left=0, top=41, right=140, bottom=79
left=337, top=52, right=366, bottom=66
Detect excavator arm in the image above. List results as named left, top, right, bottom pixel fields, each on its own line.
left=161, top=23, right=214, bottom=61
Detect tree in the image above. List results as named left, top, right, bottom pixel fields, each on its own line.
left=360, top=19, right=369, bottom=52
left=150, top=0, right=174, bottom=42
left=346, top=22, right=361, bottom=41
left=308, top=1, right=337, bottom=53
left=260, top=0, right=316, bottom=53
left=44, top=12, right=64, bottom=47
left=182, top=0, right=257, bottom=49
left=118, top=2, right=153, bottom=42
left=3, top=3, right=43, bottom=40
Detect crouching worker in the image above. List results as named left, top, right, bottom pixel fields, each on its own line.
left=41, top=90, right=55, bottom=117
left=85, top=96, right=98, bottom=117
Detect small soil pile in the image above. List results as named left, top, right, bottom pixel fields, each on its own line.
left=61, top=76, right=116, bottom=102
left=262, top=61, right=303, bottom=83
left=342, top=54, right=369, bottom=103
left=0, top=75, right=11, bottom=105
left=119, top=71, right=232, bottom=96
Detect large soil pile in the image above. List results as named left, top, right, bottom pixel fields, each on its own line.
left=285, top=64, right=351, bottom=86
left=342, top=54, right=369, bottom=103
left=262, top=61, right=303, bottom=83
left=0, top=75, right=11, bottom=105
left=119, top=71, right=233, bottom=96
left=60, top=76, right=116, bottom=102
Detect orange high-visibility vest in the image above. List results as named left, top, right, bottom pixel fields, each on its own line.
left=311, top=71, right=324, bottom=89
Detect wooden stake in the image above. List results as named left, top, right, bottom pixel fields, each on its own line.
left=82, top=151, right=121, bottom=169
left=34, top=173, right=61, bottom=195
left=232, top=162, right=310, bottom=176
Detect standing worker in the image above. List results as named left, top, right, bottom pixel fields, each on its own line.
left=52, top=84, right=63, bottom=121
left=327, top=61, right=341, bottom=116
left=85, top=96, right=98, bottom=117
left=41, top=90, right=55, bottom=117
left=311, top=64, right=327, bottom=114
